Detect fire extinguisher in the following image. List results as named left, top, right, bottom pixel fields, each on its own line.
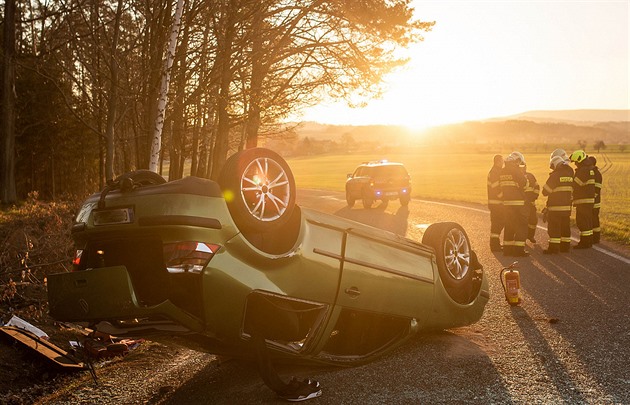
left=500, top=261, right=521, bottom=306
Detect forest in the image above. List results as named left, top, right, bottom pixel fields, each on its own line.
left=0, top=0, right=434, bottom=202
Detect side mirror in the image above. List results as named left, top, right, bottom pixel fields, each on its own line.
left=347, top=173, right=352, bottom=179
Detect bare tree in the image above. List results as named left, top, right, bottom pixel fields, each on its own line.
left=594, top=140, right=606, bottom=153
left=1, top=0, right=17, bottom=204
left=150, top=0, right=185, bottom=173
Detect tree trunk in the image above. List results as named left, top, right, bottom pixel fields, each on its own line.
left=1, top=0, right=17, bottom=203
left=104, top=0, right=123, bottom=181
left=245, top=7, right=265, bottom=149
left=150, top=0, right=185, bottom=173
left=210, top=4, right=237, bottom=180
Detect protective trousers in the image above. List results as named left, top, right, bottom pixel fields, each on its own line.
left=504, top=205, right=528, bottom=256
left=593, top=207, right=601, bottom=243
left=527, top=203, right=537, bottom=242
left=489, top=205, right=505, bottom=251
left=575, top=204, right=594, bottom=248
left=547, top=212, right=571, bottom=253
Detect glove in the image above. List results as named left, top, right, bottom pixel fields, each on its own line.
left=542, top=207, right=548, bottom=223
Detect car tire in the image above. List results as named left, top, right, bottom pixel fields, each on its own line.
left=422, top=222, right=475, bottom=301
left=362, top=190, right=373, bottom=209
left=219, top=148, right=296, bottom=232
left=346, top=194, right=355, bottom=208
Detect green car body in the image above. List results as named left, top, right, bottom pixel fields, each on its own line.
left=48, top=149, right=489, bottom=368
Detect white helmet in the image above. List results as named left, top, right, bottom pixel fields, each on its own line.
left=550, top=155, right=566, bottom=170
left=550, top=148, right=569, bottom=162
left=507, top=151, right=525, bottom=166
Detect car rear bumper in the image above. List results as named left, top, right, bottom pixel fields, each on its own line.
left=47, top=266, right=204, bottom=334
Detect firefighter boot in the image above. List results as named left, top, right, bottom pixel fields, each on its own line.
left=513, top=245, right=529, bottom=257
left=503, top=245, right=513, bottom=257
left=575, top=235, right=593, bottom=249
left=543, top=244, right=559, bottom=255
left=490, top=239, right=502, bottom=252
left=593, top=231, right=600, bottom=244
left=559, top=242, right=571, bottom=252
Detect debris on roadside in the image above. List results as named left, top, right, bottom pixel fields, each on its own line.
left=5, top=314, right=49, bottom=339
left=82, top=333, right=145, bottom=360
left=0, top=325, right=86, bottom=370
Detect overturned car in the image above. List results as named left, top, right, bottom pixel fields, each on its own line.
left=47, top=148, right=489, bottom=398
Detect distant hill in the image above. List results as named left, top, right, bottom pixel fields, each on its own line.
left=490, top=109, right=630, bottom=125
left=292, top=122, right=412, bottom=143
left=292, top=109, right=629, bottom=147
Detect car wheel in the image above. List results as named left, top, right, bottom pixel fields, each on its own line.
left=422, top=222, right=474, bottom=295
left=400, top=194, right=410, bottom=206
left=362, top=190, right=373, bottom=209
left=346, top=193, right=355, bottom=208
left=219, top=148, right=296, bottom=232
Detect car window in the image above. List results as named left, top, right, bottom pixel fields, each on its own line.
left=354, top=166, right=369, bottom=177
left=373, top=165, right=407, bottom=178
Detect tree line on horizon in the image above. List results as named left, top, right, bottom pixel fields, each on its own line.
left=0, top=0, right=434, bottom=203
left=278, top=119, right=628, bottom=155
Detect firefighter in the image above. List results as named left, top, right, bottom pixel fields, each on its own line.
left=550, top=148, right=569, bottom=162
left=499, top=151, right=529, bottom=256
left=570, top=150, right=596, bottom=249
left=523, top=164, right=540, bottom=244
left=487, top=154, right=505, bottom=251
left=587, top=155, right=603, bottom=243
left=542, top=155, right=573, bottom=254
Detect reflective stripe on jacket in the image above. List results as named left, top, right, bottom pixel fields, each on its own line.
left=573, top=162, right=596, bottom=206
left=487, top=166, right=503, bottom=206
left=542, top=163, right=573, bottom=215
left=524, top=172, right=540, bottom=205
left=500, top=164, right=526, bottom=206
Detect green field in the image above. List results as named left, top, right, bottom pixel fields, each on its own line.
left=287, top=149, right=630, bottom=245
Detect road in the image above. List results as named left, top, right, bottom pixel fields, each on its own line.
left=39, top=189, right=630, bottom=404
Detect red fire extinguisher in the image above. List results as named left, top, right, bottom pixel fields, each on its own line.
left=500, top=261, right=521, bottom=306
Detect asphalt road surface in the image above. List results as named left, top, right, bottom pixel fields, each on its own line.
left=39, top=189, right=630, bottom=404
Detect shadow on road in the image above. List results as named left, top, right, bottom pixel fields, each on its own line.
left=506, top=251, right=630, bottom=403
left=333, top=201, right=410, bottom=236
left=509, top=305, right=588, bottom=403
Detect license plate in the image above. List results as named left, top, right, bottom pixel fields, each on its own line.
left=93, top=207, right=134, bottom=226
left=385, top=191, right=398, bottom=196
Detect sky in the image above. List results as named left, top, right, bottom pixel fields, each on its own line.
left=299, top=0, right=630, bottom=130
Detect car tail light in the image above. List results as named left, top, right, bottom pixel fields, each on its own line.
left=162, top=242, right=220, bottom=274
left=72, top=249, right=83, bottom=271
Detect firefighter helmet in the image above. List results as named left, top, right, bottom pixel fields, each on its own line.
left=507, top=151, right=525, bottom=166
left=570, top=149, right=587, bottom=163
left=550, top=155, right=566, bottom=170
left=550, top=148, right=569, bottom=161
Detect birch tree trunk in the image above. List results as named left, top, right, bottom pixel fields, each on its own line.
left=149, top=0, right=185, bottom=173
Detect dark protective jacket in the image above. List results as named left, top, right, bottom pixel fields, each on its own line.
left=524, top=172, right=540, bottom=205
left=586, top=156, right=603, bottom=209
left=573, top=160, right=596, bottom=206
left=487, top=165, right=503, bottom=207
left=542, top=162, right=574, bottom=216
left=499, top=162, right=527, bottom=206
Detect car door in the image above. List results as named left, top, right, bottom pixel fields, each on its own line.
left=338, top=227, right=435, bottom=322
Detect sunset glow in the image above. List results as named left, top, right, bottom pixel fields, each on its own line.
left=300, top=1, right=630, bottom=129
